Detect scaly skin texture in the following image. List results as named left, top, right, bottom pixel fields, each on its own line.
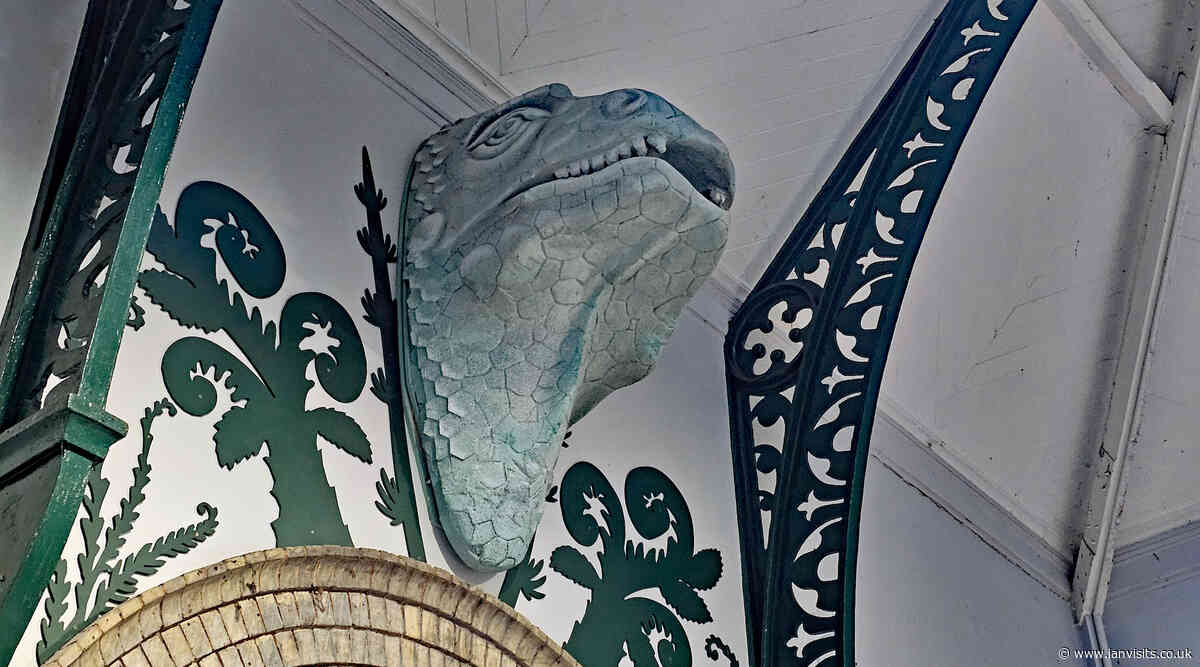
left=401, top=84, right=734, bottom=571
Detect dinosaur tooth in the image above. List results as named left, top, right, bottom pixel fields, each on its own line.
left=648, top=134, right=667, bottom=153
left=633, top=136, right=648, bottom=156
left=708, top=188, right=728, bottom=208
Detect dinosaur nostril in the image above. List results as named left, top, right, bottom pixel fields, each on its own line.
left=601, top=88, right=648, bottom=118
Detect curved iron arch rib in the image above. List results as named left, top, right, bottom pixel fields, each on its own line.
left=723, top=1, right=1035, bottom=665
left=0, top=2, right=222, bottom=664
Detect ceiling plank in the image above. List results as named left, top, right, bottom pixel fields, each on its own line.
left=367, top=0, right=513, bottom=102
left=1042, top=0, right=1172, bottom=127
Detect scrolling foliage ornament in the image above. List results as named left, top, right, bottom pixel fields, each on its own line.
left=551, top=462, right=723, bottom=667
left=35, top=398, right=219, bottom=662
left=724, top=1, right=1034, bottom=665
left=500, top=458, right=732, bottom=667
left=140, top=181, right=371, bottom=548
left=0, top=2, right=220, bottom=664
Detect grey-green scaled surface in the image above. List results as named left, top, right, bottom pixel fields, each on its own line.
left=400, top=83, right=734, bottom=570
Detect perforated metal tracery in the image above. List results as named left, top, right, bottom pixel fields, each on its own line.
left=724, top=2, right=1035, bottom=665
left=0, top=0, right=206, bottom=427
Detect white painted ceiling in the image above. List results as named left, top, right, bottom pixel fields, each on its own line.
left=1091, top=0, right=1192, bottom=95
left=889, top=1, right=1158, bottom=556
left=375, top=0, right=1200, bottom=563
left=381, top=0, right=947, bottom=287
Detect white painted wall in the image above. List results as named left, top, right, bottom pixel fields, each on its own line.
left=0, top=0, right=86, bottom=311
left=856, top=426, right=1083, bottom=666
left=1104, top=571, right=1200, bottom=664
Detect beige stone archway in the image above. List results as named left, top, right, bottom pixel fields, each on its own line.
left=44, top=546, right=580, bottom=667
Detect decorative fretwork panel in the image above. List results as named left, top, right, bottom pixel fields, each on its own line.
left=0, top=1, right=211, bottom=424
left=0, top=2, right=221, bottom=664
left=724, top=2, right=1035, bottom=665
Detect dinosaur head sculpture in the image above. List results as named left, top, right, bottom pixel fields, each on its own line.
left=400, top=83, right=734, bottom=571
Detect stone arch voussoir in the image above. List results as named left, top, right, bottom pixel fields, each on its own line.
left=44, top=546, right=579, bottom=667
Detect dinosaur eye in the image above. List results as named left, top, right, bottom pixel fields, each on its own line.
left=467, top=107, right=549, bottom=159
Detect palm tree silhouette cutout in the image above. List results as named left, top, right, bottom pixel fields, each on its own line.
left=140, top=181, right=371, bottom=546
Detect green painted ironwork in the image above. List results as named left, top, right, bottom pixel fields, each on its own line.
left=355, top=147, right=427, bottom=562
left=723, top=1, right=1034, bottom=665
left=498, top=452, right=733, bottom=666
left=497, top=541, right=548, bottom=607
left=704, top=635, right=739, bottom=667
left=35, top=398, right=219, bottom=661
left=551, top=462, right=724, bottom=666
left=140, top=180, right=372, bottom=548
left=0, top=2, right=221, bottom=663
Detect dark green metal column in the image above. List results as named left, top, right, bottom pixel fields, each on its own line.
left=723, top=1, right=1035, bottom=665
left=0, top=2, right=222, bottom=663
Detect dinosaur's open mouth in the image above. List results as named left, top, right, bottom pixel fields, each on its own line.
left=522, top=132, right=735, bottom=211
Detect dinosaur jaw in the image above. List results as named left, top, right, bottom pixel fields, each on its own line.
left=510, top=129, right=735, bottom=215
left=402, top=155, right=728, bottom=572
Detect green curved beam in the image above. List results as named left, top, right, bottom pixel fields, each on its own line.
left=723, top=1, right=1035, bottom=665
left=0, top=2, right=221, bottom=663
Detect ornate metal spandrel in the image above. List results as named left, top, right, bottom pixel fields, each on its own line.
left=0, top=1, right=210, bottom=424
left=724, top=1, right=1035, bottom=665
left=0, top=1, right=221, bottom=663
